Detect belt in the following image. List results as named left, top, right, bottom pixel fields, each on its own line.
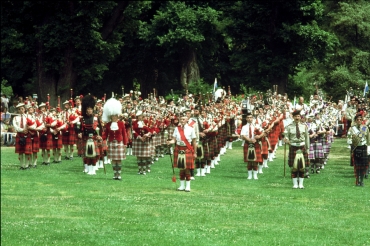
left=290, top=142, right=305, bottom=147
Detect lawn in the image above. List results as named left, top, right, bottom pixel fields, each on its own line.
left=1, top=139, right=369, bottom=246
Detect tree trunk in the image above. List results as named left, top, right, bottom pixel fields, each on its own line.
left=37, top=38, right=57, bottom=107
left=180, top=48, right=200, bottom=89
left=57, top=45, right=77, bottom=103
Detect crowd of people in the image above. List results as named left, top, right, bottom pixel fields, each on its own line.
left=1, top=87, right=369, bottom=188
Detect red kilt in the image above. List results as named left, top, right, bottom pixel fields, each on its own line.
left=31, top=135, right=40, bottom=153
left=268, top=126, right=279, bottom=148
left=260, top=137, right=269, bottom=155
left=288, top=145, right=309, bottom=167
left=15, top=134, right=33, bottom=154
left=173, top=145, right=195, bottom=169
left=39, top=131, right=53, bottom=150
left=61, top=127, right=77, bottom=145
left=77, top=138, right=84, bottom=155
left=243, top=142, right=262, bottom=163
left=132, top=138, right=152, bottom=157
left=51, top=134, right=63, bottom=149
left=107, top=141, right=125, bottom=161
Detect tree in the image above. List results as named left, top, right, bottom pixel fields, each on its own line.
left=138, top=1, right=222, bottom=89
left=223, top=0, right=336, bottom=95
left=1, top=1, right=131, bottom=105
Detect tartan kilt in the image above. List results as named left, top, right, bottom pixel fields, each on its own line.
left=159, top=130, right=167, bottom=145
left=220, top=124, right=227, bottom=144
left=31, top=135, right=40, bottom=153
left=260, top=138, right=269, bottom=155
left=288, top=146, right=309, bottom=167
left=173, top=146, right=195, bottom=169
left=201, top=138, right=211, bottom=160
left=39, top=132, right=53, bottom=150
left=168, top=125, right=176, bottom=137
left=132, top=138, right=152, bottom=157
left=217, top=131, right=224, bottom=149
left=81, top=137, right=100, bottom=157
left=61, top=128, right=77, bottom=145
left=51, top=134, right=63, bottom=149
left=321, top=139, right=330, bottom=154
left=211, top=136, right=219, bottom=157
left=77, top=138, right=84, bottom=155
left=308, top=142, right=324, bottom=160
left=15, top=134, right=33, bottom=154
left=149, top=138, right=155, bottom=156
left=107, top=141, right=125, bottom=160
left=243, top=142, right=262, bottom=163
left=269, top=128, right=278, bottom=147
left=152, top=134, right=161, bottom=147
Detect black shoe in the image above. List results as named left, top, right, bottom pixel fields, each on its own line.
left=64, top=156, right=70, bottom=160
left=45, top=162, right=50, bottom=166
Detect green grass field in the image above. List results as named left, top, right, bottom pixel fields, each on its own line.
left=1, top=139, right=369, bottom=246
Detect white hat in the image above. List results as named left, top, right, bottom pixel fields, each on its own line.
left=16, top=103, right=25, bottom=108
left=63, top=100, right=71, bottom=105
left=136, top=110, right=143, bottom=116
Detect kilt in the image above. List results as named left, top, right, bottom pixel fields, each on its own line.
left=152, top=134, right=160, bottom=147
left=107, top=141, right=125, bottom=160
left=219, top=124, right=227, bottom=144
left=81, top=137, right=100, bottom=162
left=31, top=136, right=40, bottom=153
left=210, top=135, right=219, bottom=157
left=15, top=134, right=33, bottom=154
left=260, top=137, right=269, bottom=155
left=159, top=130, right=167, bottom=145
left=243, top=142, right=262, bottom=163
left=132, top=138, right=152, bottom=157
left=77, top=138, right=84, bottom=155
left=288, top=145, right=309, bottom=167
left=173, top=145, right=194, bottom=169
left=61, top=127, right=77, bottom=145
left=217, top=131, right=224, bottom=149
left=39, top=132, right=53, bottom=150
left=321, top=138, right=330, bottom=154
left=51, top=134, right=63, bottom=149
left=308, top=142, right=324, bottom=160
left=201, top=138, right=211, bottom=160
left=269, top=126, right=279, bottom=147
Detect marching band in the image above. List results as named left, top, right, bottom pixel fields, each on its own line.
left=4, top=85, right=370, bottom=189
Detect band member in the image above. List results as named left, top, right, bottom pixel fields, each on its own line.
left=167, top=113, right=197, bottom=192
left=61, top=100, right=79, bottom=160
left=78, top=95, right=101, bottom=175
left=102, top=98, right=128, bottom=180
left=13, top=103, right=34, bottom=169
left=132, top=111, right=153, bottom=175
left=26, top=104, right=43, bottom=168
left=284, top=110, right=310, bottom=189
left=347, top=114, right=369, bottom=187
left=50, top=109, right=65, bottom=163
left=240, top=112, right=264, bottom=180
left=38, top=103, right=53, bottom=165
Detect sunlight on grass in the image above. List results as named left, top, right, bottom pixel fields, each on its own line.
left=1, top=139, right=369, bottom=245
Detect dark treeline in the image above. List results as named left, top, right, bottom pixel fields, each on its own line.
left=1, top=1, right=369, bottom=105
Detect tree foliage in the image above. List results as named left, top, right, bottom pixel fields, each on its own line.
left=1, top=1, right=368, bottom=104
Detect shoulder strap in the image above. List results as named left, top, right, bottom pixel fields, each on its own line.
left=177, top=126, right=193, bottom=151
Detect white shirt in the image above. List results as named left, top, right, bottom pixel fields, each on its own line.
left=172, top=124, right=196, bottom=144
